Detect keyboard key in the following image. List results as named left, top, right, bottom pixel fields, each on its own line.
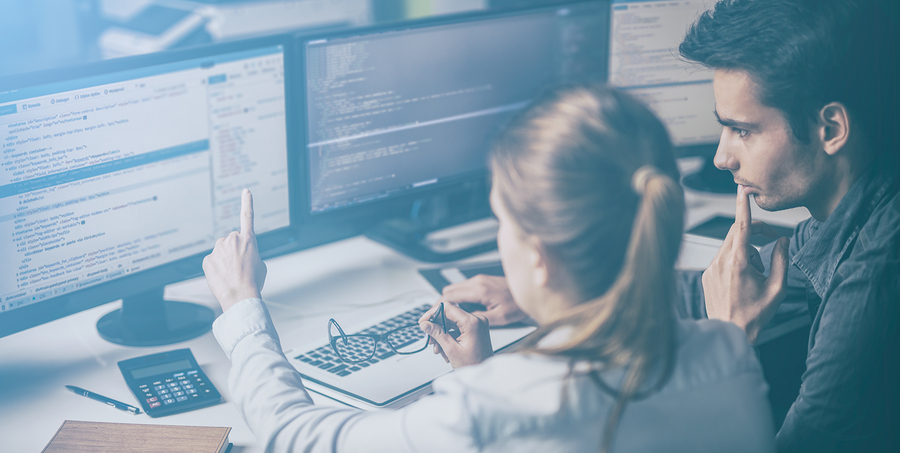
left=329, top=364, right=348, bottom=373
left=337, top=371, right=351, bottom=377
left=318, top=363, right=334, bottom=370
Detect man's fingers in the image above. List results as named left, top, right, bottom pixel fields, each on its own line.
left=767, top=237, right=791, bottom=298
left=733, top=185, right=753, bottom=259
left=748, top=246, right=765, bottom=274
left=240, top=188, right=254, bottom=236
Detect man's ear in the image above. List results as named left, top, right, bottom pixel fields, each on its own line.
left=817, top=102, right=851, bottom=156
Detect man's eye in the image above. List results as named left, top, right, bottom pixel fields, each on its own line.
left=731, top=127, right=749, bottom=138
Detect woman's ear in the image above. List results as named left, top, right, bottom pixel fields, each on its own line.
left=817, top=102, right=851, bottom=156
left=528, top=237, right=550, bottom=289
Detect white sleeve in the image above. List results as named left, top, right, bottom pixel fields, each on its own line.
left=212, top=298, right=480, bottom=453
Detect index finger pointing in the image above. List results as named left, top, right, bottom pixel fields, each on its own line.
left=241, top=188, right=255, bottom=236
left=733, top=185, right=752, bottom=257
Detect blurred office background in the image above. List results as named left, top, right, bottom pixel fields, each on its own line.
left=0, top=0, right=575, bottom=79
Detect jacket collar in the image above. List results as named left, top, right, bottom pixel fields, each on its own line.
left=791, top=169, right=894, bottom=297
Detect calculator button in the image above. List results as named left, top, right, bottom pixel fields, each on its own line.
left=186, top=389, right=197, bottom=394
left=173, top=391, right=185, bottom=397
left=149, top=402, right=161, bottom=409
left=155, top=385, right=166, bottom=390
left=146, top=397, right=158, bottom=403
left=167, top=383, right=178, bottom=387
left=183, top=384, right=193, bottom=389
left=176, top=396, right=188, bottom=402
left=158, top=388, right=169, bottom=394
left=170, top=386, right=181, bottom=392
left=163, top=398, right=176, bottom=405
left=139, top=384, right=148, bottom=389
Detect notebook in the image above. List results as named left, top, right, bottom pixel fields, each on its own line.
left=42, top=420, right=231, bottom=453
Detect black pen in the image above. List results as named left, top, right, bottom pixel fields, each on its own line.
left=66, top=385, right=141, bottom=415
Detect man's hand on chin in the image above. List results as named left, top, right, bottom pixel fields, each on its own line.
left=702, top=185, right=791, bottom=344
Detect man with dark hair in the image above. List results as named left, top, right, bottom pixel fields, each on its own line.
left=439, top=0, right=899, bottom=451
left=676, top=0, right=899, bottom=451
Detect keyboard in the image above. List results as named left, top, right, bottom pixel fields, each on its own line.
left=294, top=304, right=431, bottom=377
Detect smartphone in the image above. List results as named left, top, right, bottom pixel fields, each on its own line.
left=687, top=215, right=794, bottom=247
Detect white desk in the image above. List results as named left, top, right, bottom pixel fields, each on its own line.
left=0, top=158, right=811, bottom=452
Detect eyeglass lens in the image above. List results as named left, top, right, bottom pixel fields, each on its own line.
left=333, top=335, right=377, bottom=362
left=387, top=325, right=429, bottom=354
left=330, top=321, right=430, bottom=362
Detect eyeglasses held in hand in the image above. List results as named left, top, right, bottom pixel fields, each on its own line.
left=328, top=302, right=448, bottom=363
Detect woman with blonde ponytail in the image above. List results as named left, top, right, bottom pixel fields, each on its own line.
left=203, top=84, right=775, bottom=453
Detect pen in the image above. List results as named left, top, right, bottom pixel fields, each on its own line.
left=65, top=385, right=141, bottom=415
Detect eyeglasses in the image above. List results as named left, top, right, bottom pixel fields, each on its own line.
left=328, top=303, right=448, bottom=363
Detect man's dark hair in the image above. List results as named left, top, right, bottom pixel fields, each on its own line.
left=680, top=0, right=899, bottom=171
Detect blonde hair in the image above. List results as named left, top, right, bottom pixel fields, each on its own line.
left=490, top=84, right=685, bottom=452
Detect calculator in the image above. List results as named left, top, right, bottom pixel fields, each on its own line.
left=118, top=348, right=222, bottom=418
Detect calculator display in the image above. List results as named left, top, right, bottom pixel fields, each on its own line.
left=131, top=359, right=193, bottom=379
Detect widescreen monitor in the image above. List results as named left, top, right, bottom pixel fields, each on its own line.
left=607, top=0, right=733, bottom=192
left=0, top=36, right=297, bottom=345
left=301, top=2, right=609, bottom=216
left=296, top=2, right=609, bottom=261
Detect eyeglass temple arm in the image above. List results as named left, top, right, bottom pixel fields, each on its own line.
left=329, top=318, right=350, bottom=341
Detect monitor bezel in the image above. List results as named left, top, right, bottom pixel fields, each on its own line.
left=292, top=1, right=612, bottom=231
left=0, top=34, right=302, bottom=338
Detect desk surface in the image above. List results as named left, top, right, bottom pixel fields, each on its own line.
left=0, top=159, right=811, bottom=452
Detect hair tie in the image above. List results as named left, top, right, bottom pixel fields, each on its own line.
left=631, top=165, right=662, bottom=195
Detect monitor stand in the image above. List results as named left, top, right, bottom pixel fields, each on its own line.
left=367, top=216, right=498, bottom=262
left=681, top=156, right=738, bottom=194
left=97, top=287, right=215, bottom=347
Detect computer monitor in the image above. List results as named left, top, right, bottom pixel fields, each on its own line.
left=298, top=2, right=609, bottom=261
left=0, top=36, right=298, bottom=345
left=607, top=0, right=734, bottom=192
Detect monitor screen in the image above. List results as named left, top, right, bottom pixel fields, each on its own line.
left=0, top=45, right=290, bottom=315
left=304, top=3, right=608, bottom=214
left=608, top=0, right=720, bottom=148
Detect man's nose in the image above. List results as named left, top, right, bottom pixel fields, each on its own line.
left=713, top=130, right=738, bottom=171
